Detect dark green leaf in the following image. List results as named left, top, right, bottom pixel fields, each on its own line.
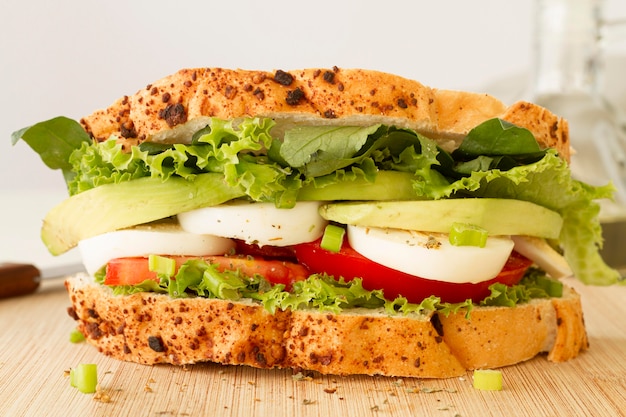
left=456, top=118, right=542, bottom=157
left=280, top=124, right=381, bottom=173
left=11, top=116, right=91, bottom=171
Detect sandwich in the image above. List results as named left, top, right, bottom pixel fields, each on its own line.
left=12, top=67, right=622, bottom=378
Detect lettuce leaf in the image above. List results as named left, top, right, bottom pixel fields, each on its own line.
left=67, top=117, right=284, bottom=194
left=101, top=258, right=564, bottom=317
left=481, top=270, right=564, bottom=307
left=69, top=140, right=151, bottom=194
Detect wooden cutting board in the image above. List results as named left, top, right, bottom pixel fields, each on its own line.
left=1, top=276, right=625, bottom=417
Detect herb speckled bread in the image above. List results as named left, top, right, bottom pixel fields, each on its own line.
left=66, top=274, right=587, bottom=378
left=80, top=67, right=570, bottom=161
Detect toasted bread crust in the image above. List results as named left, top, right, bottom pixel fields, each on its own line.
left=65, top=275, right=587, bottom=378
left=80, top=68, right=570, bottom=161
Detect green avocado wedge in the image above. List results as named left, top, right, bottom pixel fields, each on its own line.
left=319, top=198, right=563, bottom=239
left=297, top=171, right=421, bottom=201
left=42, top=173, right=245, bottom=255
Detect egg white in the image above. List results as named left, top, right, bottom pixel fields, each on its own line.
left=177, top=200, right=328, bottom=247
left=347, top=225, right=515, bottom=284
left=512, top=235, right=572, bottom=279
left=78, top=221, right=235, bottom=275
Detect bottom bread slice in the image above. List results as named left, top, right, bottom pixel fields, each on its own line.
left=65, top=274, right=588, bottom=378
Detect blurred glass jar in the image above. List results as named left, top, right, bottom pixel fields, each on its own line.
left=529, top=0, right=626, bottom=219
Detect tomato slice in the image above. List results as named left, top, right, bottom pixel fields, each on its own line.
left=292, top=238, right=532, bottom=304
left=104, top=255, right=309, bottom=290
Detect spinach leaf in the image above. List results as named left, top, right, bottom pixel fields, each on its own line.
left=444, top=118, right=547, bottom=177
left=11, top=116, right=91, bottom=173
left=280, top=124, right=381, bottom=172
left=455, top=118, right=542, bottom=157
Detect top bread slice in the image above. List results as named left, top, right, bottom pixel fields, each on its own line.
left=80, top=67, right=570, bottom=161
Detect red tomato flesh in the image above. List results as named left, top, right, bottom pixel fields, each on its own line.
left=104, top=255, right=309, bottom=291
left=292, top=238, right=532, bottom=304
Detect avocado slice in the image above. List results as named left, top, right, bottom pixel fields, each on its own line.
left=42, top=173, right=245, bottom=255
left=298, top=171, right=420, bottom=201
left=319, top=199, right=563, bottom=239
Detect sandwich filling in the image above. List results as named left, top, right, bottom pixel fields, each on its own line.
left=13, top=115, right=619, bottom=313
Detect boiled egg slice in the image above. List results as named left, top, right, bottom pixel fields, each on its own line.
left=78, top=221, right=235, bottom=276
left=347, top=225, right=515, bottom=284
left=177, top=200, right=328, bottom=247
left=512, top=235, right=572, bottom=279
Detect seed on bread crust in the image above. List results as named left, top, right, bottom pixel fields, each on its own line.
left=158, top=103, right=187, bottom=127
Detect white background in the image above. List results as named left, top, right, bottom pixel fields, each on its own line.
left=1, top=0, right=626, bottom=270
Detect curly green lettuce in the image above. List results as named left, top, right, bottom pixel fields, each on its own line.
left=96, top=256, right=565, bottom=316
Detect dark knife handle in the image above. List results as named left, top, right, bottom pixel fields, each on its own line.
left=0, top=263, right=41, bottom=299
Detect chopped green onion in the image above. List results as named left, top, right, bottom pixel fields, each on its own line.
left=473, top=369, right=503, bottom=391
left=320, top=224, right=345, bottom=253
left=202, top=267, right=246, bottom=300
left=449, top=223, right=488, bottom=248
left=70, top=364, right=98, bottom=393
left=69, top=328, right=85, bottom=343
left=149, top=254, right=176, bottom=276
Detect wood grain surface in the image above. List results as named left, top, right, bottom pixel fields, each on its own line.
left=0, top=276, right=624, bottom=417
